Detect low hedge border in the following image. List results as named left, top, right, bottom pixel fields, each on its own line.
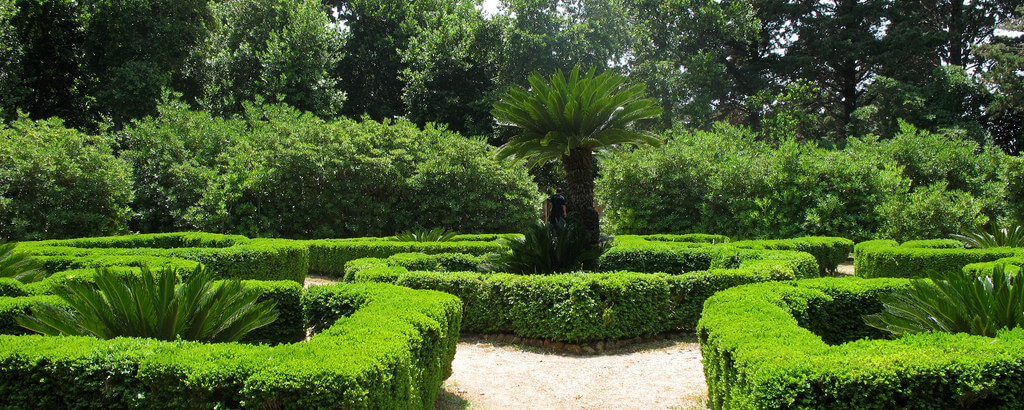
left=698, top=277, right=1024, bottom=408
left=17, top=235, right=309, bottom=283
left=729, top=237, right=854, bottom=275
left=598, top=240, right=820, bottom=279
left=0, top=282, right=462, bottom=408
left=854, top=239, right=1019, bottom=278
left=306, top=239, right=504, bottom=277
left=343, top=251, right=800, bottom=343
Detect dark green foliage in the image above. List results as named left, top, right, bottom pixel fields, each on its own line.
left=17, top=266, right=278, bottom=342
left=199, top=0, right=344, bottom=117
left=855, top=239, right=1019, bottom=279
left=394, top=228, right=458, bottom=242
left=238, top=279, right=303, bottom=344
left=698, top=277, right=1024, bottom=408
left=0, top=241, right=42, bottom=283
left=189, top=107, right=537, bottom=239
left=953, top=224, right=1024, bottom=249
left=0, top=282, right=462, bottom=407
left=0, top=117, right=133, bottom=240
left=865, top=264, right=1024, bottom=338
left=598, top=123, right=1004, bottom=242
left=485, top=221, right=605, bottom=274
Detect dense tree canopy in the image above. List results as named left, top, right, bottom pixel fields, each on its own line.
left=0, top=0, right=1019, bottom=152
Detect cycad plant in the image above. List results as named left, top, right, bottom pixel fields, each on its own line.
left=952, top=223, right=1024, bottom=249
left=394, top=228, right=458, bottom=242
left=18, top=266, right=278, bottom=343
left=486, top=220, right=606, bottom=274
left=864, top=264, right=1024, bottom=337
left=0, top=241, right=44, bottom=283
left=492, top=66, right=662, bottom=243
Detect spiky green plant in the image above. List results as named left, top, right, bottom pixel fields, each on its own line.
left=864, top=264, right=1024, bottom=337
left=394, top=228, right=458, bottom=242
left=492, top=66, right=662, bottom=244
left=952, top=223, right=1024, bottom=248
left=17, top=266, right=278, bottom=343
left=485, top=220, right=606, bottom=274
left=0, top=241, right=44, bottom=283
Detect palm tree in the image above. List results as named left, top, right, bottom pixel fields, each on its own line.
left=492, top=66, right=663, bottom=242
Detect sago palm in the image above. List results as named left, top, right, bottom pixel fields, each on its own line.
left=864, top=264, right=1024, bottom=338
left=0, top=241, right=44, bottom=283
left=492, top=66, right=662, bottom=243
left=18, top=266, right=278, bottom=343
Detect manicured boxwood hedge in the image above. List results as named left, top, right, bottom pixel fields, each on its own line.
left=729, top=236, right=854, bottom=275
left=698, top=277, right=1024, bottom=408
left=598, top=240, right=820, bottom=279
left=344, top=245, right=809, bottom=342
left=0, top=282, right=462, bottom=408
left=306, top=239, right=504, bottom=277
left=17, top=233, right=309, bottom=283
left=855, top=239, right=1019, bottom=278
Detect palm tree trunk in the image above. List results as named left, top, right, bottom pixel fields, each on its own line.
left=563, top=148, right=600, bottom=244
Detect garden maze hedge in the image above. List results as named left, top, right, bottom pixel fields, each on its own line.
left=1, top=231, right=859, bottom=406
left=698, top=277, right=1024, bottom=408
left=1, top=232, right=462, bottom=408
left=342, top=235, right=852, bottom=343
left=855, top=239, right=1022, bottom=278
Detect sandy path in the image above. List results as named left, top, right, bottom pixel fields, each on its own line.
left=435, top=335, right=707, bottom=409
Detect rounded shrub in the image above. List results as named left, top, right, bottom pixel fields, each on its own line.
left=187, top=104, right=538, bottom=238
left=0, top=117, right=133, bottom=240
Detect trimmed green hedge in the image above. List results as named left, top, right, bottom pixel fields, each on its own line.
left=17, top=234, right=309, bottom=283
left=729, top=236, right=854, bottom=275
left=306, top=239, right=504, bottom=277
left=0, top=282, right=462, bottom=408
left=344, top=250, right=801, bottom=342
left=855, top=239, right=1018, bottom=278
left=598, top=238, right=821, bottom=279
left=698, top=277, right=1024, bottom=408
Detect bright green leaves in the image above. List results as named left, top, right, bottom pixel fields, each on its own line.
left=492, top=66, right=662, bottom=169
left=865, top=264, right=1024, bottom=338
left=17, top=266, right=279, bottom=343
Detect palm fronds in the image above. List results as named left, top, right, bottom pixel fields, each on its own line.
left=952, top=223, right=1024, bottom=249
left=485, top=221, right=606, bottom=274
left=17, top=265, right=278, bottom=343
left=864, top=264, right=1024, bottom=337
left=394, top=228, right=458, bottom=242
left=492, top=66, right=663, bottom=169
left=0, top=241, right=44, bottom=283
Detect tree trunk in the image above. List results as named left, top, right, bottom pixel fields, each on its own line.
left=562, top=148, right=600, bottom=244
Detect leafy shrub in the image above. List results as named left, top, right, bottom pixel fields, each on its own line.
left=864, top=264, right=1024, bottom=337
left=484, top=221, right=606, bottom=274
left=18, top=266, right=278, bottom=342
left=117, top=98, right=249, bottom=233
left=953, top=223, right=1024, bottom=249
left=188, top=105, right=538, bottom=238
left=0, top=116, right=133, bottom=240
left=0, top=242, right=42, bottom=283
left=394, top=228, right=458, bottom=242
left=597, top=122, right=1008, bottom=241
